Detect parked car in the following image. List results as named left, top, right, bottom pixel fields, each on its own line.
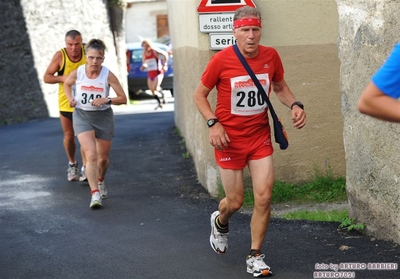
left=126, top=42, right=173, bottom=99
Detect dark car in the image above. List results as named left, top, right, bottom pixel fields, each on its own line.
left=126, top=42, right=173, bottom=99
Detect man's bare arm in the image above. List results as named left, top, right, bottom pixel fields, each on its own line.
left=43, top=51, right=65, bottom=84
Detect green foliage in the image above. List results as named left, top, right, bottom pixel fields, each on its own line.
left=175, top=127, right=182, bottom=137
left=182, top=150, right=190, bottom=159
left=2, top=117, right=27, bottom=126
left=217, top=162, right=346, bottom=208
left=212, top=161, right=350, bottom=224
left=243, top=188, right=254, bottom=206
left=217, top=183, right=225, bottom=200
left=339, top=217, right=365, bottom=231
left=271, top=164, right=346, bottom=204
left=174, top=129, right=190, bottom=159
left=217, top=184, right=256, bottom=205
left=282, top=210, right=348, bottom=222
left=108, top=0, right=124, bottom=8
left=129, top=99, right=140, bottom=105
left=214, top=162, right=351, bottom=225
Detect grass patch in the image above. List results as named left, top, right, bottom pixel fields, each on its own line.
left=216, top=164, right=348, bottom=223
left=129, top=99, right=140, bottom=105
left=271, top=177, right=346, bottom=204
left=339, top=217, right=365, bottom=231
left=272, top=166, right=346, bottom=204
left=239, top=174, right=346, bottom=207
left=174, top=127, right=190, bottom=159
left=282, top=209, right=348, bottom=222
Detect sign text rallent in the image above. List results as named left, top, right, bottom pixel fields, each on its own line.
left=199, top=13, right=234, bottom=33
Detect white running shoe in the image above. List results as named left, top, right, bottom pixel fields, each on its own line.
left=209, top=211, right=228, bottom=254
left=246, top=254, right=272, bottom=277
left=67, top=162, right=79, bottom=181
left=90, top=192, right=102, bottom=209
left=98, top=181, right=108, bottom=199
left=79, top=166, right=87, bottom=182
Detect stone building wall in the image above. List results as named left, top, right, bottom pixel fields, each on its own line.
left=337, top=0, right=400, bottom=243
left=0, top=1, right=48, bottom=124
left=0, top=0, right=126, bottom=124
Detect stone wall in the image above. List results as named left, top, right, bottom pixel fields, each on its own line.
left=0, top=0, right=127, bottom=124
left=337, top=0, right=400, bottom=243
left=0, top=1, right=48, bottom=124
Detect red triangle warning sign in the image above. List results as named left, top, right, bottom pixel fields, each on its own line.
left=197, top=0, right=256, bottom=14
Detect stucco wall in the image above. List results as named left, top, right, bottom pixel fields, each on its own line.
left=337, top=0, right=400, bottom=243
left=125, top=0, right=168, bottom=43
left=167, top=0, right=344, bottom=196
left=0, top=0, right=127, bottom=123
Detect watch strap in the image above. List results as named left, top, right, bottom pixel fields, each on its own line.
left=290, top=101, right=304, bottom=110
left=207, top=118, right=219, bottom=128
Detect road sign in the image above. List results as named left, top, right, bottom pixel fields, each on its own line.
left=197, top=0, right=256, bottom=14
left=209, top=33, right=237, bottom=50
left=199, top=13, right=234, bottom=33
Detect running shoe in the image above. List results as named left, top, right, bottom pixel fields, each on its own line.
left=209, top=211, right=228, bottom=254
left=67, top=162, right=79, bottom=181
left=98, top=181, right=108, bottom=199
left=246, top=254, right=272, bottom=277
left=79, top=166, right=87, bottom=182
left=90, top=192, right=102, bottom=209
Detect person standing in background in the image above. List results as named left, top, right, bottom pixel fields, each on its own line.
left=44, top=30, right=88, bottom=182
left=140, top=39, right=169, bottom=110
left=64, top=39, right=127, bottom=208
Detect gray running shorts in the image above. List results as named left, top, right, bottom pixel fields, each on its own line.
left=73, top=107, right=114, bottom=140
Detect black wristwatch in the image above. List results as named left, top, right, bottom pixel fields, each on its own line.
left=107, top=97, right=112, bottom=105
left=207, top=118, right=219, bottom=128
left=291, top=101, right=304, bottom=110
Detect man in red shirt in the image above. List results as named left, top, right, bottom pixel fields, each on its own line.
left=193, top=6, right=306, bottom=277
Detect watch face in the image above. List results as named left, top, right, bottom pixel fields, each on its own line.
left=207, top=118, right=218, bottom=127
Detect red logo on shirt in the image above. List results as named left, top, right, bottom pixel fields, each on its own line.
left=81, top=85, right=104, bottom=92
left=234, top=78, right=267, bottom=89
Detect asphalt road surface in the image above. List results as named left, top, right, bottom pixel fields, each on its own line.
left=1, top=99, right=399, bottom=279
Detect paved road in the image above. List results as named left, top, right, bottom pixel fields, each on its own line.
left=1, top=99, right=399, bottom=279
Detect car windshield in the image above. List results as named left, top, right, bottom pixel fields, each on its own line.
left=130, top=49, right=142, bottom=63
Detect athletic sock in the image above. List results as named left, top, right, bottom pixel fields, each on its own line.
left=250, top=249, right=262, bottom=257
left=91, top=190, right=99, bottom=195
left=215, top=216, right=229, bottom=233
left=154, top=95, right=161, bottom=104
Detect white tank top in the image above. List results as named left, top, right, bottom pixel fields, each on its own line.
left=75, top=65, right=110, bottom=111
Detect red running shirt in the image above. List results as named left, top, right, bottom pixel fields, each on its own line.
left=143, top=50, right=162, bottom=79
left=201, top=45, right=285, bottom=139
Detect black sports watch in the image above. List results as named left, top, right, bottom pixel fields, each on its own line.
left=290, top=101, right=304, bottom=110
left=107, top=97, right=112, bottom=105
left=207, top=118, right=219, bottom=128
